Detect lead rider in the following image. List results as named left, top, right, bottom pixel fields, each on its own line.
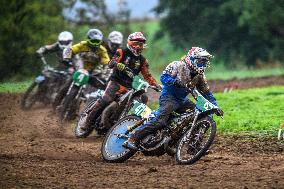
left=124, top=47, right=222, bottom=150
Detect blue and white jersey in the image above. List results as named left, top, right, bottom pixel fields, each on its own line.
left=160, top=60, right=216, bottom=105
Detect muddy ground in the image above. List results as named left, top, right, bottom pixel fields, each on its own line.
left=1, top=76, right=284, bottom=188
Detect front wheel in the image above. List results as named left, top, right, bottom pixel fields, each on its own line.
left=101, top=115, right=141, bottom=163
left=74, top=99, right=97, bottom=138
left=58, top=85, right=80, bottom=122
left=21, top=82, right=39, bottom=110
left=176, top=116, right=216, bottom=165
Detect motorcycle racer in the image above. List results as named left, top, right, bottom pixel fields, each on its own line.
left=62, top=29, right=110, bottom=71
left=36, top=31, right=74, bottom=70
left=78, top=32, right=161, bottom=132
left=123, top=47, right=222, bottom=150
left=53, top=29, right=110, bottom=110
left=104, top=31, right=124, bottom=58
left=100, top=31, right=124, bottom=81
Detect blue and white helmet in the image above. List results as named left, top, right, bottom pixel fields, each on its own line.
left=184, top=47, right=213, bottom=74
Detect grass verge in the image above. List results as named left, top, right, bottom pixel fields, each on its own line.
left=149, top=86, right=284, bottom=136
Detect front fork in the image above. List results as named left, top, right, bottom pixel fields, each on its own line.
left=185, top=109, right=200, bottom=140
left=125, top=118, right=146, bottom=135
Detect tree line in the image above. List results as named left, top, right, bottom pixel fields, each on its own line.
left=0, top=0, right=283, bottom=81
left=154, top=0, right=284, bottom=67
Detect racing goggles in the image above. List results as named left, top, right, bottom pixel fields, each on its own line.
left=195, top=57, right=210, bottom=68
left=59, top=40, right=72, bottom=45
left=87, top=38, right=102, bottom=46
left=130, top=41, right=145, bottom=49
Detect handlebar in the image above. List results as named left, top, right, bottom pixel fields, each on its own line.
left=149, top=85, right=162, bottom=92
left=40, top=57, right=68, bottom=75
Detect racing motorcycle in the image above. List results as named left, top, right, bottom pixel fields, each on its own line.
left=75, top=67, right=159, bottom=138
left=57, top=69, right=106, bottom=122
left=101, top=88, right=224, bottom=165
left=21, top=57, right=68, bottom=110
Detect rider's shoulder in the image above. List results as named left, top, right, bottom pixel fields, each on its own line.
left=168, top=60, right=182, bottom=67
left=80, top=40, right=88, bottom=45
left=98, top=44, right=107, bottom=52
left=71, top=41, right=89, bottom=51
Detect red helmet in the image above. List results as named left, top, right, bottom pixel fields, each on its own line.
left=127, top=32, right=146, bottom=56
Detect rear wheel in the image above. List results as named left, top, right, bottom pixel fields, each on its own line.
left=101, top=115, right=140, bottom=163
left=21, top=82, right=39, bottom=110
left=176, top=116, right=216, bottom=165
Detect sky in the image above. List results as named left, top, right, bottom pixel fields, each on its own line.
left=105, top=0, right=158, bottom=18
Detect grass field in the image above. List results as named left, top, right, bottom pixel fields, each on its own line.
left=0, top=80, right=32, bottom=93
left=148, top=86, right=284, bottom=136
left=214, top=86, right=284, bottom=135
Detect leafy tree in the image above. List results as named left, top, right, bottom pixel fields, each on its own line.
left=0, top=0, right=65, bottom=81
left=155, top=0, right=284, bottom=66
left=64, top=0, right=131, bottom=43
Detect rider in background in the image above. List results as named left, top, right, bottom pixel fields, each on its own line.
left=63, top=29, right=110, bottom=72
left=123, top=47, right=221, bottom=150
left=100, top=31, right=124, bottom=81
left=36, top=31, right=74, bottom=71
left=53, top=29, right=110, bottom=109
left=78, top=32, right=162, bottom=132
left=103, top=31, right=124, bottom=58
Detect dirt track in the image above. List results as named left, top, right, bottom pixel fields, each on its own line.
left=1, top=77, right=284, bottom=188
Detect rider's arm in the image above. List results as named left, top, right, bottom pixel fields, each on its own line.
left=36, top=42, right=58, bottom=56
left=140, top=59, right=157, bottom=86
left=108, top=49, right=123, bottom=68
left=160, top=61, right=179, bottom=86
left=97, top=45, right=110, bottom=65
left=62, top=41, right=88, bottom=65
left=196, top=74, right=218, bottom=106
left=160, top=73, right=176, bottom=86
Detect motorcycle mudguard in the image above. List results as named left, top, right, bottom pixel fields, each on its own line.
left=35, top=75, right=45, bottom=83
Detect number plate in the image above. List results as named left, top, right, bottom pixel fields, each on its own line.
left=129, top=100, right=152, bottom=118
left=73, top=69, right=89, bottom=86
left=132, top=75, right=149, bottom=90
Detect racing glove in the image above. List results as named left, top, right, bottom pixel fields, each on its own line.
left=153, top=84, right=163, bottom=91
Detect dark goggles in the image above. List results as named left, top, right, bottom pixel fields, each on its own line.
left=59, top=40, right=72, bottom=45
left=195, top=57, right=210, bottom=67
left=88, top=39, right=102, bottom=45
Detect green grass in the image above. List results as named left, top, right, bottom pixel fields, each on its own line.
left=149, top=86, right=284, bottom=135
left=206, top=64, right=284, bottom=80
left=0, top=80, right=32, bottom=93
left=215, top=86, right=284, bottom=135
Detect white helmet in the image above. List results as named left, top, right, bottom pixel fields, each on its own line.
left=58, top=31, right=73, bottom=50
left=108, top=31, right=123, bottom=45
